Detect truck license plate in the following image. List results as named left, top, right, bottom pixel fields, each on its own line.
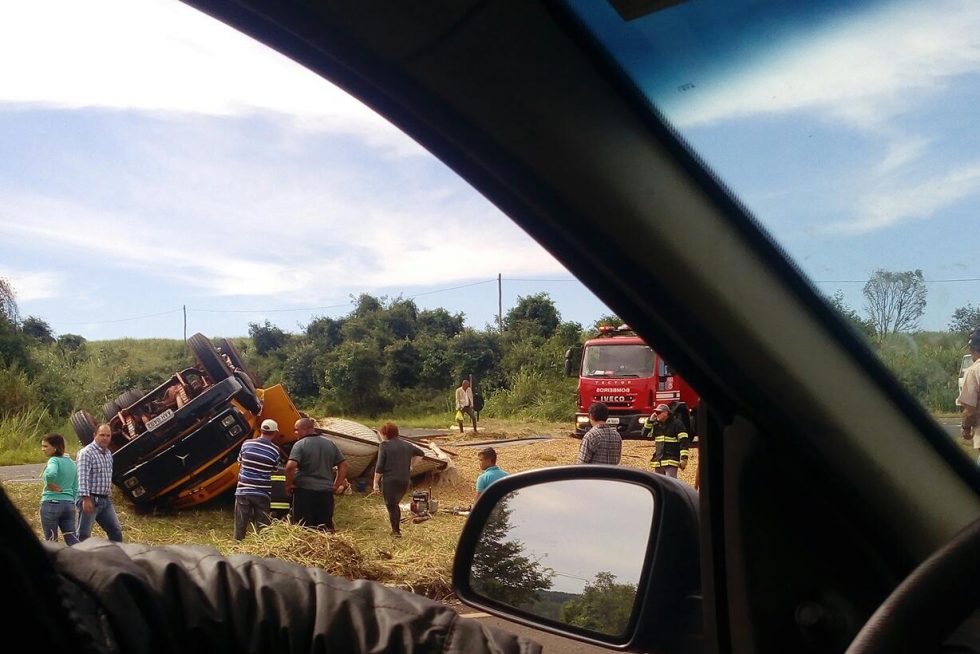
left=145, top=408, right=174, bottom=431
left=605, top=417, right=620, bottom=424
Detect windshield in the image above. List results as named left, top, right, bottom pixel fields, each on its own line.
left=565, top=0, right=977, bottom=427
left=582, top=344, right=655, bottom=378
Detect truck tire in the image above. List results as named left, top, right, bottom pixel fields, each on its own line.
left=188, top=333, right=232, bottom=383
left=233, top=369, right=261, bottom=414
left=115, top=389, right=145, bottom=410
left=216, top=338, right=259, bottom=386
left=102, top=400, right=120, bottom=422
left=70, top=410, right=97, bottom=446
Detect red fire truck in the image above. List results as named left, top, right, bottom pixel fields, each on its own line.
left=565, top=325, right=699, bottom=439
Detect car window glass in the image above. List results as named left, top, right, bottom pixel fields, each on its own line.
left=565, top=0, right=979, bottom=440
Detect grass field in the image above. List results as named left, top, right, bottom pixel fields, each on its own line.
left=3, top=429, right=698, bottom=600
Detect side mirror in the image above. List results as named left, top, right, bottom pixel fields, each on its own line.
left=453, top=466, right=702, bottom=652
left=564, top=346, right=581, bottom=377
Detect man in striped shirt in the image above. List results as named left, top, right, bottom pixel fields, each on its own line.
left=76, top=423, right=123, bottom=542
left=576, top=402, right=622, bottom=465
left=234, top=418, right=284, bottom=540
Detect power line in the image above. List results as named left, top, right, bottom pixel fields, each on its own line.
left=188, top=302, right=353, bottom=314
left=51, top=308, right=182, bottom=326
left=405, top=278, right=496, bottom=298
left=814, top=277, right=980, bottom=284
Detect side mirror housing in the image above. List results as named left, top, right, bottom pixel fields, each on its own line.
left=564, top=346, right=581, bottom=377
left=453, top=466, right=702, bottom=652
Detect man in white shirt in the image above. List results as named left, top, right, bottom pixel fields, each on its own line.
left=455, top=379, right=478, bottom=434
left=957, top=332, right=980, bottom=463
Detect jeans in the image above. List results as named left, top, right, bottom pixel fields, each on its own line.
left=234, top=494, right=272, bottom=540
left=77, top=496, right=123, bottom=542
left=40, top=500, right=79, bottom=545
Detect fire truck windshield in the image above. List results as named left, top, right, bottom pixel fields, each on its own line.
left=582, top=344, right=655, bottom=378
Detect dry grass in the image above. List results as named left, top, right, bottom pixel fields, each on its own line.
left=4, top=432, right=698, bottom=601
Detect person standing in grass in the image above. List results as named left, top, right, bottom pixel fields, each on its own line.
left=39, top=433, right=79, bottom=545
left=76, top=423, right=123, bottom=542
left=234, top=419, right=283, bottom=540
left=286, top=417, right=347, bottom=532
left=454, top=379, right=478, bottom=434
left=373, top=422, right=425, bottom=537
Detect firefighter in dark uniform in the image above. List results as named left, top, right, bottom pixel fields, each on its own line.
left=641, top=403, right=690, bottom=478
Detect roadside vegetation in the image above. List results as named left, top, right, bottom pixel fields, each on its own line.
left=0, top=272, right=975, bottom=466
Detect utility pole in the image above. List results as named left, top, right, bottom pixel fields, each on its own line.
left=183, top=305, right=187, bottom=344
left=498, top=273, right=503, bottom=334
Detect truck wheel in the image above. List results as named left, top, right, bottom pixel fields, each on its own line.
left=70, top=410, right=97, bottom=446
left=216, top=338, right=259, bottom=386
left=188, top=333, right=232, bottom=383
left=233, top=370, right=262, bottom=414
left=115, top=389, right=145, bottom=410
left=102, top=400, right=120, bottom=422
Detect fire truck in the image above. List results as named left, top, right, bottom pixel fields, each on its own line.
left=565, top=324, right=699, bottom=439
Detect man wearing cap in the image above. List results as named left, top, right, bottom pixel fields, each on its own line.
left=576, top=402, right=622, bottom=465
left=286, top=417, right=348, bottom=532
left=957, top=331, right=980, bottom=462
left=642, top=404, right=690, bottom=478
left=234, top=418, right=283, bottom=540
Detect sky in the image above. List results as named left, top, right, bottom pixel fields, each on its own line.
left=0, top=0, right=609, bottom=340
left=488, top=480, right=653, bottom=596
left=2, top=0, right=978, bottom=341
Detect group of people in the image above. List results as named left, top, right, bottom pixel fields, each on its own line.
left=236, top=417, right=493, bottom=540
left=38, top=422, right=124, bottom=546
left=575, top=400, right=692, bottom=478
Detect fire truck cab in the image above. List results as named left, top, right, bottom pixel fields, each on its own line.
left=566, top=325, right=699, bottom=439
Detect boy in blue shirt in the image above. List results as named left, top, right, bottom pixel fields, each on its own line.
left=474, top=447, right=508, bottom=499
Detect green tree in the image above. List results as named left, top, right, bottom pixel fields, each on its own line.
left=323, top=341, right=386, bottom=414
left=305, top=316, right=344, bottom=351
left=505, top=293, right=560, bottom=339
left=862, top=269, right=927, bottom=340
left=949, top=304, right=980, bottom=336
left=560, top=571, right=637, bottom=636
left=828, top=290, right=875, bottom=339
left=249, top=320, right=289, bottom=355
left=471, top=497, right=554, bottom=608
left=449, top=329, right=503, bottom=389
left=281, top=341, right=322, bottom=400
left=21, top=316, right=55, bottom=344
left=382, top=339, right=421, bottom=389
left=592, top=314, right=623, bottom=332
left=418, top=308, right=464, bottom=339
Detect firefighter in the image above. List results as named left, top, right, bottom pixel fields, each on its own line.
left=642, top=403, right=689, bottom=478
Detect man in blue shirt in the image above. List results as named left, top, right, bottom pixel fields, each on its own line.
left=235, top=419, right=283, bottom=540
left=475, top=447, right=508, bottom=499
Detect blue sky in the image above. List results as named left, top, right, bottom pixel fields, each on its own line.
left=0, top=0, right=609, bottom=340
left=2, top=0, right=978, bottom=341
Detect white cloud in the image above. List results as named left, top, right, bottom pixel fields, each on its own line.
left=674, top=1, right=980, bottom=130
left=833, top=161, right=980, bottom=234
left=0, top=266, right=61, bottom=301
left=0, top=0, right=423, bottom=156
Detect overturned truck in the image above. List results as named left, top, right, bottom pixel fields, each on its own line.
left=69, top=333, right=450, bottom=512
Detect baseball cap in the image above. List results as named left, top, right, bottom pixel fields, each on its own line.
left=654, top=404, right=671, bottom=413
left=260, top=418, right=279, bottom=432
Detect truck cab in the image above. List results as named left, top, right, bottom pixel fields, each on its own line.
left=567, top=325, right=699, bottom=438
